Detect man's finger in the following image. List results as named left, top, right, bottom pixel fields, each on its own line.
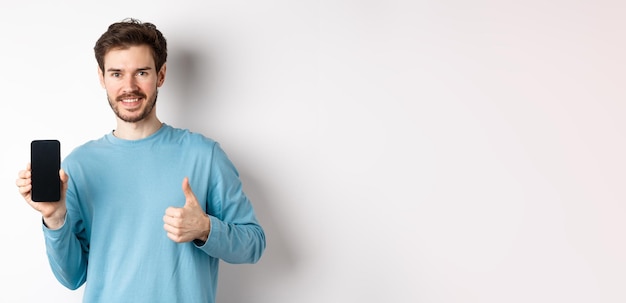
left=182, top=177, right=198, bottom=206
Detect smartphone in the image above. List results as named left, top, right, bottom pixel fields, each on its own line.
left=30, top=140, right=61, bottom=202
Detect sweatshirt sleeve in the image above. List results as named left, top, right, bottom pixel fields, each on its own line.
left=43, top=210, right=89, bottom=290
left=195, top=143, right=266, bottom=264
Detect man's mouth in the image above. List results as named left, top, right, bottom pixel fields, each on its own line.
left=121, top=98, right=141, bottom=103
left=117, top=93, right=146, bottom=104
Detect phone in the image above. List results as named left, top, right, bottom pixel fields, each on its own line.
left=30, top=139, right=61, bottom=202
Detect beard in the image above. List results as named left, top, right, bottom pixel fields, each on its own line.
left=108, top=90, right=158, bottom=123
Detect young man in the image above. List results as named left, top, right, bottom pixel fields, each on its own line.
left=16, top=18, right=265, bottom=302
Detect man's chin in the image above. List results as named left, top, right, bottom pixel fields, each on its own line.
left=115, top=111, right=146, bottom=123
left=110, top=97, right=156, bottom=123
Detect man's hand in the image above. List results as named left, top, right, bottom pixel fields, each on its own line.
left=163, top=177, right=211, bottom=243
left=16, top=163, right=68, bottom=229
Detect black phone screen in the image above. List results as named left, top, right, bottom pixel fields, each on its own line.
left=30, top=140, right=61, bottom=202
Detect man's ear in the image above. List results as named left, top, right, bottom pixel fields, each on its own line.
left=157, top=63, right=166, bottom=87
left=98, top=66, right=105, bottom=88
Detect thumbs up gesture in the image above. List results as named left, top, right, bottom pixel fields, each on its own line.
left=163, top=177, right=211, bottom=243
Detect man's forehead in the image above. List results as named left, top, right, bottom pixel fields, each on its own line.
left=104, top=45, right=155, bottom=69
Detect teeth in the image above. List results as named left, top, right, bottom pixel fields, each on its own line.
left=122, top=98, right=139, bottom=103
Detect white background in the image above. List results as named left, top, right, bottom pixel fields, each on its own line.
left=1, top=1, right=625, bottom=302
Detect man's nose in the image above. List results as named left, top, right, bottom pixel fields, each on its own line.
left=122, top=76, right=139, bottom=93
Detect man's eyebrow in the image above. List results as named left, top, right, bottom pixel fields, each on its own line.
left=105, top=67, right=153, bottom=72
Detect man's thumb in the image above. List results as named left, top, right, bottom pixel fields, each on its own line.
left=182, top=177, right=197, bottom=204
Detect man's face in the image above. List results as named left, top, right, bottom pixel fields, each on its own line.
left=99, top=45, right=165, bottom=123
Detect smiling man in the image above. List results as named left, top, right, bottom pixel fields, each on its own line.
left=16, top=18, right=266, bottom=303
left=102, top=45, right=161, bottom=124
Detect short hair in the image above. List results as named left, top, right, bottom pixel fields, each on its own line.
left=94, top=18, right=167, bottom=73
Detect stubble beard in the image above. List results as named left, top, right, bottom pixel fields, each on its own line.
left=108, top=91, right=158, bottom=123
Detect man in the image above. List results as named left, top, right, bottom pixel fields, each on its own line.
left=15, top=18, right=266, bottom=302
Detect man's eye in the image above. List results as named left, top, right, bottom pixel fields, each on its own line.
left=137, top=71, right=147, bottom=76
left=111, top=73, right=121, bottom=77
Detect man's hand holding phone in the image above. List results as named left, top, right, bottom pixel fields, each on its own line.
left=16, top=140, right=69, bottom=230
left=16, top=163, right=69, bottom=230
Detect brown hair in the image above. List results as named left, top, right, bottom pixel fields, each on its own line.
left=94, top=18, right=167, bottom=73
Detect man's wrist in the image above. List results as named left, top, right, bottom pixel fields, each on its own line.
left=43, top=211, right=66, bottom=230
left=193, top=215, right=211, bottom=246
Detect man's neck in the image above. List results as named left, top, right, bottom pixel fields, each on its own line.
left=113, top=117, right=163, bottom=140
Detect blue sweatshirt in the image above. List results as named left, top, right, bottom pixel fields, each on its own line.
left=43, top=124, right=265, bottom=302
